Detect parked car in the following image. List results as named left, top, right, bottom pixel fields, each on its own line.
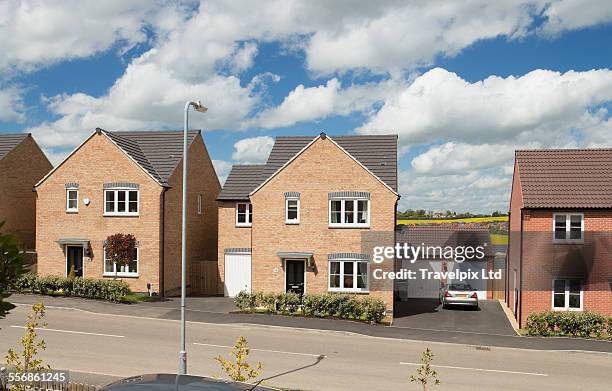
left=99, top=374, right=280, bottom=391
left=440, top=283, right=479, bottom=309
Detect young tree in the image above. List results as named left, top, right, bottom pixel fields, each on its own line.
left=409, top=348, right=440, bottom=390
left=105, top=233, right=137, bottom=279
left=215, top=336, right=263, bottom=382
left=6, top=303, right=49, bottom=390
left=0, top=221, right=26, bottom=319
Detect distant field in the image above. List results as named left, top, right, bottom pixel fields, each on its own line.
left=397, top=216, right=508, bottom=225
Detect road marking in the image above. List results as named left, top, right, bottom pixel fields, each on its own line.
left=399, top=362, right=548, bottom=377
left=193, top=342, right=325, bottom=358
left=10, top=325, right=124, bottom=338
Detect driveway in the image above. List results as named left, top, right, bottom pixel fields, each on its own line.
left=392, top=299, right=517, bottom=336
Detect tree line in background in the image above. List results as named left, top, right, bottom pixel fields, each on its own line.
left=398, top=209, right=507, bottom=219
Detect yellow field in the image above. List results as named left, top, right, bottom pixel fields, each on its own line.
left=489, top=233, right=509, bottom=245
left=397, top=216, right=508, bottom=225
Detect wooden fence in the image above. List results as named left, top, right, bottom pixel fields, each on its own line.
left=190, top=260, right=219, bottom=296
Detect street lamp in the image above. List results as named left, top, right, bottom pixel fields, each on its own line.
left=180, top=100, right=207, bottom=375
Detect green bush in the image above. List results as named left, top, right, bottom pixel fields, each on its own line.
left=525, top=311, right=608, bottom=339
left=302, top=293, right=327, bottom=317
left=279, top=291, right=301, bottom=314
left=362, top=297, right=387, bottom=323
left=13, top=273, right=131, bottom=302
left=607, top=318, right=612, bottom=340
left=234, top=290, right=256, bottom=311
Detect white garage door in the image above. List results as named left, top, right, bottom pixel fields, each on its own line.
left=403, top=260, right=444, bottom=299
left=224, top=253, right=251, bottom=297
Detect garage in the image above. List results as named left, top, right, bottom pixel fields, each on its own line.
left=397, top=259, right=444, bottom=299
left=448, top=260, right=488, bottom=300
left=224, top=251, right=251, bottom=297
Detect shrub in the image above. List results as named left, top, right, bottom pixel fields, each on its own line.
left=234, top=290, right=256, bottom=311
left=607, top=318, right=612, bottom=340
left=12, top=274, right=131, bottom=302
left=279, top=291, right=301, bottom=314
left=362, top=297, right=387, bottom=323
left=258, top=292, right=277, bottom=312
left=302, top=294, right=328, bottom=317
left=525, top=311, right=607, bottom=338
left=338, top=294, right=363, bottom=319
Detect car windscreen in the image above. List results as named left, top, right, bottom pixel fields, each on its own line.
left=448, top=283, right=474, bottom=291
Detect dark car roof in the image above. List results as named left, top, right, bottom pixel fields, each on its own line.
left=99, top=374, right=277, bottom=391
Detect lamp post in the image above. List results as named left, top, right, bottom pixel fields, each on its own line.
left=180, top=100, right=207, bottom=375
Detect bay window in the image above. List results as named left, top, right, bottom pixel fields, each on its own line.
left=329, top=259, right=368, bottom=292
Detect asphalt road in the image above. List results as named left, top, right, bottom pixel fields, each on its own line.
left=1, top=304, right=610, bottom=390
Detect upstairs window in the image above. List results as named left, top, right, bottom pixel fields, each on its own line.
left=553, top=213, right=583, bottom=242
left=285, top=198, right=300, bottom=224
left=329, top=198, right=369, bottom=227
left=236, top=203, right=252, bottom=227
left=105, top=188, right=139, bottom=216
left=66, top=188, right=78, bottom=212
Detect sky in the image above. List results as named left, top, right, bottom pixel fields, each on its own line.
left=0, top=0, right=611, bottom=213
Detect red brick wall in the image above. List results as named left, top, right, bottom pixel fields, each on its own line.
left=163, top=135, right=221, bottom=295
left=248, top=137, right=398, bottom=312
left=36, top=132, right=163, bottom=292
left=0, top=136, right=52, bottom=249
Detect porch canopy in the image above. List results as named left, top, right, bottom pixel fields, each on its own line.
left=277, top=251, right=314, bottom=268
left=56, top=238, right=90, bottom=251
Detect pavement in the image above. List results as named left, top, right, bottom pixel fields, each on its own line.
left=7, top=294, right=612, bottom=354
left=1, top=304, right=612, bottom=391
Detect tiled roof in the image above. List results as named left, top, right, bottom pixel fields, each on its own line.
left=217, top=165, right=266, bottom=200
left=516, top=149, right=612, bottom=208
left=396, top=225, right=493, bottom=257
left=218, top=134, right=398, bottom=200
left=0, top=133, right=28, bottom=160
left=103, top=129, right=200, bottom=186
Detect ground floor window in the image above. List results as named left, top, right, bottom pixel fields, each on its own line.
left=553, top=278, right=582, bottom=310
left=329, top=260, right=368, bottom=292
left=104, top=247, right=139, bottom=277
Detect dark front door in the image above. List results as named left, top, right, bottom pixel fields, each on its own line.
left=66, top=246, right=83, bottom=277
left=285, top=260, right=305, bottom=295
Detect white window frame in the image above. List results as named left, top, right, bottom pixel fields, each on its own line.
left=552, top=278, right=583, bottom=311
left=235, top=202, right=252, bottom=227
left=553, top=213, right=584, bottom=243
left=328, top=259, right=369, bottom=293
left=66, top=188, right=79, bottom=213
left=328, top=198, right=370, bottom=228
left=197, top=194, right=202, bottom=215
left=104, top=188, right=140, bottom=216
left=285, top=198, right=300, bottom=224
left=103, top=246, right=139, bottom=277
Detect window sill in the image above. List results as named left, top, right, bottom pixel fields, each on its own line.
left=104, top=213, right=139, bottom=217
left=103, top=273, right=139, bottom=278
left=328, top=224, right=370, bottom=229
left=328, top=289, right=370, bottom=294
left=552, top=239, right=584, bottom=244
left=285, top=221, right=300, bottom=225
left=235, top=223, right=252, bottom=228
left=65, top=210, right=78, bottom=214
left=552, top=307, right=583, bottom=312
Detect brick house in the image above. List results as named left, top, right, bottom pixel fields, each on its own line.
left=35, top=128, right=220, bottom=295
left=217, top=133, right=399, bottom=313
left=0, top=133, right=52, bottom=249
left=506, top=149, right=612, bottom=327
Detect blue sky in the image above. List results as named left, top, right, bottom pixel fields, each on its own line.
left=1, top=1, right=611, bottom=213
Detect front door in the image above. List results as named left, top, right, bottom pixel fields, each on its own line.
left=285, top=260, right=305, bottom=295
left=66, top=246, right=83, bottom=277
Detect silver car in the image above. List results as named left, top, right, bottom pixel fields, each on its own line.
left=441, top=283, right=479, bottom=309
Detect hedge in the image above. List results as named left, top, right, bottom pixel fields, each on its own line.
left=525, top=311, right=612, bottom=339
left=13, top=273, right=132, bottom=302
left=234, top=291, right=387, bottom=323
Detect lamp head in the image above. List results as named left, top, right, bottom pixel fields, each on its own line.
left=194, top=100, right=208, bottom=113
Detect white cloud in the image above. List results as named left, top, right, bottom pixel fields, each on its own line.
left=0, top=0, right=179, bottom=74
left=212, top=159, right=233, bottom=185
left=0, top=86, right=25, bottom=123
left=231, top=136, right=274, bottom=163
left=539, top=0, right=612, bottom=36
left=358, top=68, right=612, bottom=148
